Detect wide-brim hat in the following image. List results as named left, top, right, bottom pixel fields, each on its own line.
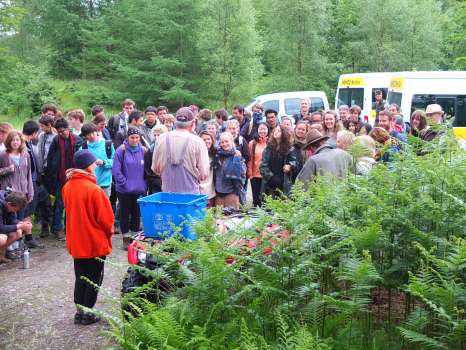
left=425, top=104, right=444, bottom=115
left=304, top=129, right=329, bottom=148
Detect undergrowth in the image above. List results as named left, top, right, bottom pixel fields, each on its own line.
left=108, top=134, right=466, bottom=350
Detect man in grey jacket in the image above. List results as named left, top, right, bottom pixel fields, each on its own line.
left=297, top=130, right=353, bottom=190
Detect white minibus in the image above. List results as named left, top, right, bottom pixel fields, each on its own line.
left=335, top=72, right=400, bottom=123
left=386, top=72, right=466, bottom=130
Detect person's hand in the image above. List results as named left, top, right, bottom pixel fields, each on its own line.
left=235, top=150, right=241, bottom=157
left=283, top=164, right=291, bottom=173
left=16, top=229, right=23, bottom=237
left=8, top=164, right=14, bottom=172
left=95, top=159, right=104, bottom=166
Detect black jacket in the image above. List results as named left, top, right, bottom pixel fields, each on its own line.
left=0, top=191, right=19, bottom=234
left=44, top=134, right=83, bottom=194
left=235, top=136, right=250, bottom=163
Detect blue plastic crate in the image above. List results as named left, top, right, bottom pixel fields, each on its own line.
left=137, top=192, right=208, bottom=240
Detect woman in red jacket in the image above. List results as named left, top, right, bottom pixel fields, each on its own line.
left=62, top=149, right=114, bottom=325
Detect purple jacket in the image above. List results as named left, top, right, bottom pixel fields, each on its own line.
left=112, top=141, right=146, bottom=195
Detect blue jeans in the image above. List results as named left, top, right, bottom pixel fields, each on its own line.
left=52, top=184, right=64, bottom=232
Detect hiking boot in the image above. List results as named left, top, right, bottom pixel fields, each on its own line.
left=80, top=313, right=101, bottom=325
left=74, top=312, right=84, bottom=325
left=25, top=237, right=44, bottom=249
left=5, top=249, right=21, bottom=261
left=40, top=224, right=50, bottom=238
left=53, top=230, right=66, bottom=241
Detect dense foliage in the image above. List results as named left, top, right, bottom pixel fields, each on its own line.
left=0, top=0, right=465, bottom=118
left=110, top=135, right=466, bottom=349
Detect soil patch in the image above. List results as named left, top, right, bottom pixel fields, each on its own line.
left=0, top=235, right=127, bottom=350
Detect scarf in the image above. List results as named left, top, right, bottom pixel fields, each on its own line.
left=65, top=168, right=96, bottom=181
left=216, top=148, right=246, bottom=200
left=58, top=134, right=76, bottom=185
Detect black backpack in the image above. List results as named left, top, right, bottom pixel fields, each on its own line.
left=82, top=140, right=113, bottom=159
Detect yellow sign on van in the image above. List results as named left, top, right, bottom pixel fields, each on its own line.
left=340, top=77, right=364, bottom=87
left=390, top=77, right=404, bottom=91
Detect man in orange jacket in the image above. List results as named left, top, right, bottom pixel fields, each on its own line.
left=62, top=149, right=114, bottom=325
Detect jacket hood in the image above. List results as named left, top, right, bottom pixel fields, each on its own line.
left=87, top=138, right=104, bottom=149
left=65, top=168, right=97, bottom=183
left=123, top=140, right=142, bottom=153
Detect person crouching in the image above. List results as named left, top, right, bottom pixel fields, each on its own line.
left=62, top=150, right=114, bottom=325
left=214, top=132, right=246, bottom=209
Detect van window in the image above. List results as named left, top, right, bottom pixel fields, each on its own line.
left=285, top=98, right=325, bottom=115
left=411, top=94, right=457, bottom=117
left=372, top=88, right=388, bottom=102
left=263, top=100, right=279, bottom=113
left=337, top=88, right=364, bottom=108
left=388, top=92, right=402, bottom=107
left=454, top=96, right=466, bottom=127
left=310, top=98, right=325, bottom=112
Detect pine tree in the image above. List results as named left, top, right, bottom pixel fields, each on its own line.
left=197, top=0, right=263, bottom=109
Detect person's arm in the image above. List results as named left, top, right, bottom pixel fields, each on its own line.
left=43, top=136, right=58, bottom=193
left=0, top=208, right=19, bottom=234
left=241, top=138, right=250, bottom=163
left=246, top=141, right=254, bottom=178
left=45, top=136, right=57, bottom=176
left=259, top=147, right=274, bottom=181
left=152, top=135, right=165, bottom=175
left=286, top=147, right=299, bottom=171
left=0, top=153, right=13, bottom=177
left=102, top=144, right=115, bottom=169
left=296, top=158, right=317, bottom=190
left=93, top=189, right=114, bottom=239
left=197, top=139, right=210, bottom=182
left=26, top=154, right=34, bottom=202
left=111, top=148, right=126, bottom=186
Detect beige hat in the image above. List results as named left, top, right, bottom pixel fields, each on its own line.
left=425, top=104, right=444, bottom=115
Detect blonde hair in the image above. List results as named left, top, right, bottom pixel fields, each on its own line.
left=356, top=135, right=376, bottom=157
left=337, top=130, right=355, bottom=148
left=67, top=109, right=85, bottom=123
left=219, top=131, right=234, bottom=142
left=164, top=114, right=176, bottom=123
left=0, top=122, right=13, bottom=134
left=153, top=124, right=168, bottom=134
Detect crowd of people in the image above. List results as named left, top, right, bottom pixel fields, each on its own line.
left=0, top=96, right=446, bottom=324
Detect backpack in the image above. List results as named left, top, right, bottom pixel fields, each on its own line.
left=82, top=140, right=113, bottom=159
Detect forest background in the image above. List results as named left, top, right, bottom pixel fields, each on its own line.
left=0, top=0, right=465, bottom=120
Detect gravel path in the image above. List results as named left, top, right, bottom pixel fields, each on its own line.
left=0, top=236, right=127, bottom=350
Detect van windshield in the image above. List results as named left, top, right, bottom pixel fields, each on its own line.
left=337, top=88, right=363, bottom=108
left=285, top=98, right=324, bottom=115
left=388, top=91, right=402, bottom=107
